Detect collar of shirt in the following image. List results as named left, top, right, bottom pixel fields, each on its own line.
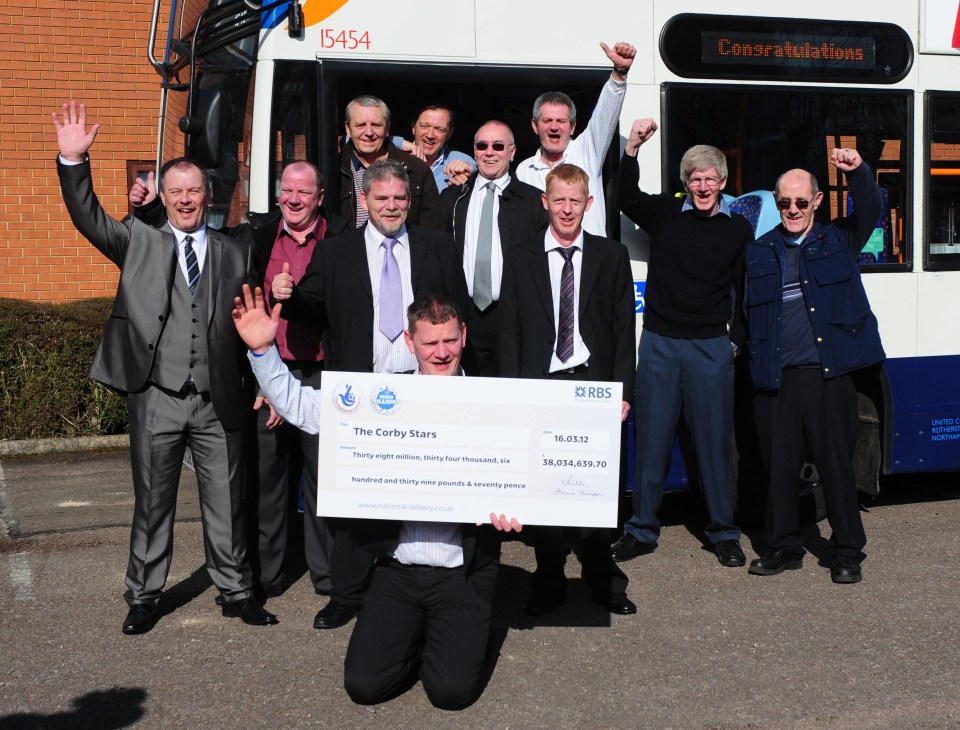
left=783, top=232, right=806, bottom=247
left=530, top=148, right=569, bottom=171
left=280, top=213, right=327, bottom=245
left=364, top=222, right=409, bottom=250
left=430, top=147, right=450, bottom=173
left=476, top=173, right=511, bottom=194
left=543, top=228, right=585, bottom=253
left=169, top=224, right=208, bottom=247
left=681, top=195, right=733, bottom=218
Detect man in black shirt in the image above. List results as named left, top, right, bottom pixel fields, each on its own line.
left=611, top=118, right=753, bottom=568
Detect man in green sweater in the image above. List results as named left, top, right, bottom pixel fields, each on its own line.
left=611, top=118, right=754, bottom=568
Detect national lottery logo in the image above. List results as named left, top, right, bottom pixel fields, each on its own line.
left=332, top=383, right=362, bottom=413
left=575, top=385, right=613, bottom=400
left=370, top=384, right=401, bottom=415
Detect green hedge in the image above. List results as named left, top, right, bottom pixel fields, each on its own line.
left=0, top=297, right=128, bottom=439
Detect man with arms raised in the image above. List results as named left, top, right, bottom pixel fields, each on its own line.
left=516, top=41, right=636, bottom=237
left=233, top=288, right=519, bottom=709
left=53, top=101, right=275, bottom=633
left=613, top=119, right=752, bottom=569
left=745, top=148, right=884, bottom=584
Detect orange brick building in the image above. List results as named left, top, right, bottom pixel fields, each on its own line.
left=0, top=0, right=198, bottom=302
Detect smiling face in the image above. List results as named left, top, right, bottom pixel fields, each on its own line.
left=159, top=163, right=209, bottom=232
left=412, top=108, right=453, bottom=163
left=473, top=122, right=515, bottom=181
left=543, top=177, right=592, bottom=245
left=683, top=166, right=727, bottom=216
left=360, top=175, right=409, bottom=237
left=278, top=164, right=323, bottom=233
left=346, top=104, right=389, bottom=158
left=776, top=169, right=823, bottom=237
left=404, top=316, right=466, bottom=376
left=532, top=102, right=575, bottom=159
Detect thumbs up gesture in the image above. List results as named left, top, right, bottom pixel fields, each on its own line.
left=129, top=170, right=158, bottom=208
left=271, top=261, right=295, bottom=301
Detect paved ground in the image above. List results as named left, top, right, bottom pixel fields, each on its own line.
left=1, top=448, right=959, bottom=729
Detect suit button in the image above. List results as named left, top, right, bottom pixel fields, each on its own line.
left=158, top=315, right=164, bottom=322
left=148, top=344, right=154, bottom=351
left=192, top=319, right=198, bottom=323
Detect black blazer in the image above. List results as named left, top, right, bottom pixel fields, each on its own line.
left=440, top=173, right=549, bottom=257
left=57, top=159, right=256, bottom=429
left=499, top=231, right=636, bottom=402
left=279, top=224, right=470, bottom=372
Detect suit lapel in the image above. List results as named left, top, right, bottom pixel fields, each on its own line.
left=205, top=230, right=222, bottom=326
left=345, top=228, right=373, bottom=300
left=407, top=227, right=427, bottom=294
left=578, top=234, right=600, bottom=318
left=530, top=241, right=555, bottom=328
left=160, top=224, right=179, bottom=300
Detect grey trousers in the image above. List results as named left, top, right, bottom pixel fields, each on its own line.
left=124, top=385, right=253, bottom=607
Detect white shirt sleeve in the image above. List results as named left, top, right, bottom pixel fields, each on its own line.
left=247, top=346, right=322, bottom=434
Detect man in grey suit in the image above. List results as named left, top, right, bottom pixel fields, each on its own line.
left=53, top=101, right=277, bottom=634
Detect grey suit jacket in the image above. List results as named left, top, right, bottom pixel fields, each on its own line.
left=57, top=158, right=255, bottom=429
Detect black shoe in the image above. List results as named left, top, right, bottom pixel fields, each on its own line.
left=714, top=539, right=747, bottom=567
left=830, top=555, right=862, bottom=584
left=611, top=533, right=656, bottom=562
left=313, top=600, right=357, bottom=629
left=522, top=591, right=566, bottom=617
left=222, top=597, right=279, bottom=625
left=122, top=605, right=156, bottom=635
left=597, top=592, right=637, bottom=615
left=748, top=549, right=804, bottom=576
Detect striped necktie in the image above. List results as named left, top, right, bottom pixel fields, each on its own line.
left=555, top=246, right=577, bottom=362
left=184, top=235, right=200, bottom=295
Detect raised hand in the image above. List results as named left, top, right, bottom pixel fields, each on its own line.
left=129, top=170, right=158, bottom=208
left=600, top=41, right=637, bottom=80
left=831, top=147, right=862, bottom=172
left=52, top=101, right=100, bottom=163
left=232, top=284, right=281, bottom=353
left=625, top=118, right=658, bottom=156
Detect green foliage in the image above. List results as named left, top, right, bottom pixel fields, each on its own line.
left=0, top=298, right=128, bottom=439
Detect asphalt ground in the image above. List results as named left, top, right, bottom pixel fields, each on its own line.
left=1, top=448, right=959, bottom=729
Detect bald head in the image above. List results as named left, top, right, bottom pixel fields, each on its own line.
left=473, top=120, right=516, bottom=181
left=775, top=168, right=823, bottom=237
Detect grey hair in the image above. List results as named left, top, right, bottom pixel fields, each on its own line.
left=345, top=95, right=391, bottom=126
left=361, top=159, right=410, bottom=196
left=680, top=145, right=728, bottom=186
left=532, top=91, right=577, bottom=125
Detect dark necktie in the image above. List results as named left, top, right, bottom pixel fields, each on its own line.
left=183, top=235, right=200, bottom=295
left=555, top=246, right=577, bottom=363
left=473, top=181, right=496, bottom=311
left=379, top=237, right=403, bottom=341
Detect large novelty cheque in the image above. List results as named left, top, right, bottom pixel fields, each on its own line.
left=317, top=373, right=623, bottom=527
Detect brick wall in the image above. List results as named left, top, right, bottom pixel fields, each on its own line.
left=0, top=0, right=203, bottom=302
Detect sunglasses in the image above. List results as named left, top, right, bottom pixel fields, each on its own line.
left=474, top=142, right=508, bottom=151
left=776, top=198, right=812, bottom=210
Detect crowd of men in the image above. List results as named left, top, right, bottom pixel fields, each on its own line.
left=52, top=35, right=885, bottom=710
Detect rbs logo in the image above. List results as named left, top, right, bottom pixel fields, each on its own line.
left=575, top=385, right=612, bottom=400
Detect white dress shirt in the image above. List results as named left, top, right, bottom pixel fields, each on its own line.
left=516, top=77, right=626, bottom=237
left=462, top=173, right=510, bottom=303
left=169, top=224, right=208, bottom=282
left=364, top=223, right=418, bottom=374
left=544, top=229, right=590, bottom=372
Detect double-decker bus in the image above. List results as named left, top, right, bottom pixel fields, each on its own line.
left=147, top=0, right=960, bottom=505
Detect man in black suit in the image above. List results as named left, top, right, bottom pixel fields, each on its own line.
left=440, top=120, right=548, bottom=375
left=131, top=160, right=349, bottom=605
left=272, top=158, right=470, bottom=629
left=500, top=163, right=636, bottom=616
left=53, top=100, right=276, bottom=633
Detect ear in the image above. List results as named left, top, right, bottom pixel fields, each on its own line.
left=403, top=329, right=415, bottom=354
left=718, top=177, right=728, bottom=192
left=583, top=195, right=595, bottom=212
left=813, top=190, right=825, bottom=209
left=541, top=192, right=549, bottom=211
left=317, top=189, right=325, bottom=207
left=359, top=190, right=369, bottom=213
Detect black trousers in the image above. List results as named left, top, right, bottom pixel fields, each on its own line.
left=753, top=368, right=866, bottom=561
left=343, top=558, right=497, bottom=710
left=464, top=301, right=501, bottom=377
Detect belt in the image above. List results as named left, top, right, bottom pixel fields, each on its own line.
left=152, top=381, right=207, bottom=398
left=548, top=363, right=589, bottom=377
left=379, top=556, right=456, bottom=572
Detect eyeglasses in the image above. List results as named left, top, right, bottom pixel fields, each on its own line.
left=474, top=142, right=508, bottom=151
left=687, top=176, right=721, bottom=188
left=775, top=198, right=812, bottom=210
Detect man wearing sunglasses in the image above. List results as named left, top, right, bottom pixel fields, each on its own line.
left=744, top=147, right=885, bottom=584
left=613, top=119, right=754, bottom=570
left=440, top=121, right=549, bottom=375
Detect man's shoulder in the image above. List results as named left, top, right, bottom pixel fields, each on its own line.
left=407, top=224, right=455, bottom=247
left=504, top=177, right=544, bottom=201
left=387, top=143, right=432, bottom=176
